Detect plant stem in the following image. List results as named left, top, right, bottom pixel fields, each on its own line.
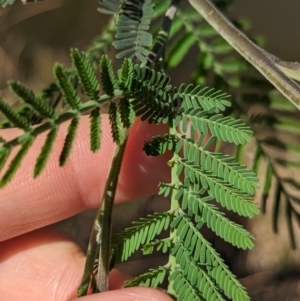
left=147, top=0, right=181, bottom=67
left=1, top=94, right=116, bottom=149
left=188, top=0, right=300, bottom=111
left=97, top=130, right=129, bottom=291
left=77, top=129, right=129, bottom=295
left=167, top=120, right=180, bottom=298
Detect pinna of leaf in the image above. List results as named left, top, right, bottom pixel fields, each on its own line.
left=0, top=50, right=258, bottom=301
left=0, top=1, right=261, bottom=301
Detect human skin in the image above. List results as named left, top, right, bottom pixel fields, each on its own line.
left=0, top=115, right=173, bottom=301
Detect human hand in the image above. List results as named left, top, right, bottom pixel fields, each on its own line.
left=0, top=116, right=173, bottom=301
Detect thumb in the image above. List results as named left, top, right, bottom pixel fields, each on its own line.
left=72, top=287, right=173, bottom=301
left=0, top=115, right=170, bottom=240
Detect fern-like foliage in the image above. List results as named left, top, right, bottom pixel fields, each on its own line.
left=0, top=3, right=261, bottom=300
left=0, top=47, right=257, bottom=300
left=175, top=84, right=231, bottom=113
left=0, top=50, right=123, bottom=186
left=153, top=0, right=300, bottom=249
left=171, top=213, right=249, bottom=301
left=0, top=55, right=177, bottom=184
left=99, top=0, right=155, bottom=64
left=111, top=64, right=259, bottom=300
left=125, top=65, right=173, bottom=123
left=112, top=212, right=171, bottom=263
left=0, top=46, right=257, bottom=301
left=197, top=5, right=300, bottom=249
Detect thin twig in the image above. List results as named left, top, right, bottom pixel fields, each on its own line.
left=147, top=0, right=181, bottom=67
left=77, top=130, right=129, bottom=295
left=188, top=0, right=300, bottom=111
left=97, top=131, right=129, bottom=291
left=79, top=1, right=183, bottom=295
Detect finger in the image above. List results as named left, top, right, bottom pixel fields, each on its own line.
left=0, top=227, right=172, bottom=301
left=76, top=287, right=173, bottom=301
left=0, top=228, right=83, bottom=301
left=0, top=116, right=170, bottom=241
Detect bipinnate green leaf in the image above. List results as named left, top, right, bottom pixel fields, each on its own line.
left=129, top=65, right=173, bottom=123
left=102, top=0, right=154, bottom=64
left=71, top=49, right=100, bottom=100
left=89, top=107, right=101, bottom=152
left=182, top=109, right=252, bottom=145
left=54, top=63, right=81, bottom=110
left=34, top=126, right=59, bottom=178
left=179, top=187, right=255, bottom=249
left=171, top=246, right=225, bottom=301
left=176, top=84, right=231, bottom=113
left=169, top=270, right=204, bottom=301
left=0, top=136, right=34, bottom=187
left=0, top=98, right=31, bottom=131
left=9, top=81, right=58, bottom=120
left=178, top=136, right=259, bottom=195
left=172, top=214, right=250, bottom=301
left=179, top=160, right=260, bottom=218
left=112, top=212, right=171, bottom=263
left=59, top=116, right=80, bottom=166
left=100, top=55, right=116, bottom=97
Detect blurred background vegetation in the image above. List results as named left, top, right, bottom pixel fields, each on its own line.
left=1, top=1, right=300, bottom=300
left=2, top=0, right=300, bottom=96
left=0, top=0, right=107, bottom=99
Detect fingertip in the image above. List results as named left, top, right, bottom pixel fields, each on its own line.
left=73, top=287, right=173, bottom=301
left=0, top=116, right=171, bottom=240
left=116, top=119, right=170, bottom=202
left=108, top=269, right=131, bottom=290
